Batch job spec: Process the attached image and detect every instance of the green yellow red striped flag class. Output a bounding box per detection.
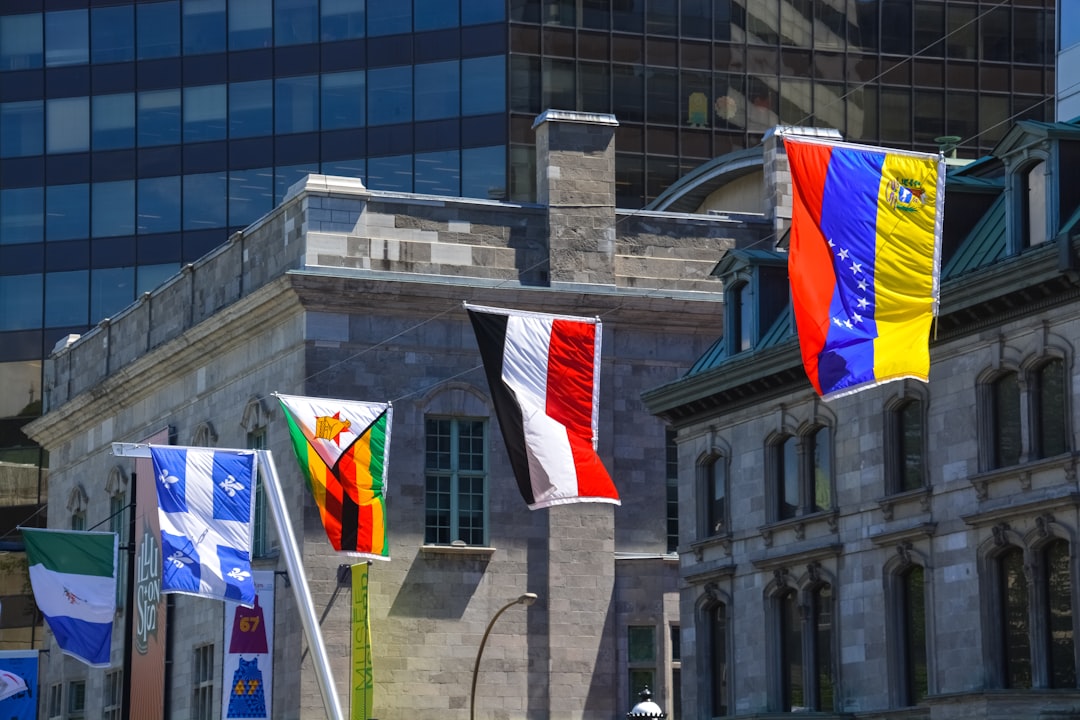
[276,394,392,559]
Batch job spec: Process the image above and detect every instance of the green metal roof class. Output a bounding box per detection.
[941,193,1007,278]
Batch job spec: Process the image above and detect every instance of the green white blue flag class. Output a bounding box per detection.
[23,528,118,667]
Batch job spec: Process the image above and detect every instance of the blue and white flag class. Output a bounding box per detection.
[150,445,257,606]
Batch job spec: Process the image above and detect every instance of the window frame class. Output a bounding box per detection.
[1029,356,1067,461]
[884,387,929,495]
[104,670,123,720]
[66,680,85,720]
[192,643,215,720]
[883,545,936,707]
[423,416,489,547]
[698,583,731,719]
[665,429,679,553]
[767,425,836,523]
[698,451,730,540]
[766,564,838,713]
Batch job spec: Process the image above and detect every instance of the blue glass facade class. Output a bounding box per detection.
[0,0,1058,544]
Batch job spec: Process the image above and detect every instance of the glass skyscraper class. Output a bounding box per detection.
[0,0,1057,563]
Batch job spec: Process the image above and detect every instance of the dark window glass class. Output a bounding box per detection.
[980,6,1009,63]
[1046,540,1076,688]
[913,1,944,57]
[0,275,44,331]
[747,75,779,132]
[811,426,831,512]
[814,584,834,710]
[901,566,928,704]
[614,152,643,208]
[183,85,227,142]
[0,188,43,245]
[274,163,318,203]
[229,0,272,51]
[612,0,644,33]
[183,0,227,55]
[46,184,89,242]
[276,0,319,46]
[680,0,711,40]
[414,149,459,196]
[1034,359,1066,459]
[182,172,228,231]
[92,94,135,151]
[45,270,88,328]
[424,417,488,545]
[46,97,90,155]
[462,56,505,116]
[880,0,911,55]
[367,154,412,192]
[946,6,976,60]
[780,0,810,47]
[321,0,365,41]
[880,88,910,143]
[137,264,180,294]
[137,2,180,60]
[1001,547,1031,688]
[415,0,458,31]
[90,267,135,324]
[229,80,273,138]
[92,6,134,64]
[849,0,877,50]
[745,0,778,44]
[992,371,1022,468]
[578,61,610,114]
[137,176,181,234]
[461,145,505,200]
[0,14,43,71]
[895,399,924,492]
[729,281,751,352]
[227,168,273,227]
[368,66,412,126]
[368,0,411,37]
[542,58,576,113]
[0,101,44,158]
[711,603,728,716]
[137,90,181,147]
[415,61,460,121]
[646,68,678,124]
[628,625,655,662]
[463,0,505,26]
[706,458,725,536]
[778,435,797,520]
[647,0,677,35]
[781,590,803,711]
[91,181,135,238]
[276,76,319,134]
[45,10,89,68]
[322,71,365,130]
[510,55,541,114]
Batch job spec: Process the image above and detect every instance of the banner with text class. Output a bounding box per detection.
[352,564,373,720]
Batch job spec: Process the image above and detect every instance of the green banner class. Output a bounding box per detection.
[351,564,373,720]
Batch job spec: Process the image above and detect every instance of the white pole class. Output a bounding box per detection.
[256,449,345,720]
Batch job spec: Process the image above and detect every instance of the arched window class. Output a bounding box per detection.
[774,435,798,520]
[888,397,925,493]
[1031,358,1066,459]
[779,589,803,710]
[1044,539,1075,688]
[1024,160,1047,247]
[810,583,835,710]
[702,456,728,537]
[899,565,928,704]
[1000,546,1032,688]
[710,601,729,717]
[991,371,1022,469]
[770,427,833,522]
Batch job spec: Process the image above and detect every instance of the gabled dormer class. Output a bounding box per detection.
[991,120,1080,253]
[711,248,788,356]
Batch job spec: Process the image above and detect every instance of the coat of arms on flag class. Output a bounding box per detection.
[276,394,392,559]
[464,303,620,509]
[22,527,118,666]
[150,446,257,605]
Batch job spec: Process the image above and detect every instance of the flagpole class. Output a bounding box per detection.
[121,473,136,720]
[256,449,345,720]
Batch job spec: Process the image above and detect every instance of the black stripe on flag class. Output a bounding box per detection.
[467,308,534,506]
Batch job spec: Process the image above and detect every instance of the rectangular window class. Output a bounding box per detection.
[893,399,925,492]
[901,566,928,705]
[47,684,62,720]
[777,436,798,520]
[711,605,728,716]
[1034,359,1066,459]
[992,372,1022,468]
[665,430,678,553]
[71,512,86,531]
[1001,548,1032,688]
[193,644,215,720]
[104,671,123,720]
[781,591,803,711]
[66,680,85,720]
[424,418,487,546]
[628,625,656,706]
[111,493,127,608]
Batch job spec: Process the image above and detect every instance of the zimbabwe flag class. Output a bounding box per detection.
[276,393,393,559]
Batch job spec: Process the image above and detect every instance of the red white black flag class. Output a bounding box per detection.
[465,303,620,509]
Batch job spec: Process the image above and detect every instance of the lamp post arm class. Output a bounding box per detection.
[470,598,524,720]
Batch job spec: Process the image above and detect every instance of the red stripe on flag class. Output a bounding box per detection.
[566,433,619,500]
[786,139,838,395]
[545,318,596,442]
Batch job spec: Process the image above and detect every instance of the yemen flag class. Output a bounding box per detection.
[22,528,118,667]
[276,394,392,559]
[465,303,619,509]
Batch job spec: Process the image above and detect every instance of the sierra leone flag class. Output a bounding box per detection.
[22,528,118,667]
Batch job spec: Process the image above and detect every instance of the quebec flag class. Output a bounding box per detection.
[150,445,257,606]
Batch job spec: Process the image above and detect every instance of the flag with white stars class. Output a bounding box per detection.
[785,135,945,399]
[150,445,257,606]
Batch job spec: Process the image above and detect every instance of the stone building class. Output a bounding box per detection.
[23,111,764,720]
[644,121,1080,718]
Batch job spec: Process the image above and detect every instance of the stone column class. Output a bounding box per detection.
[533,110,619,286]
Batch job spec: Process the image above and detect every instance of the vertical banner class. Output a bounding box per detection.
[130,428,170,719]
[222,571,274,720]
[351,564,373,720]
[0,650,37,719]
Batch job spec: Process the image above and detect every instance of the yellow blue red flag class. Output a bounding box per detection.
[784,136,945,399]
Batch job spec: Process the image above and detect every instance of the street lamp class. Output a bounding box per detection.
[469,592,538,720]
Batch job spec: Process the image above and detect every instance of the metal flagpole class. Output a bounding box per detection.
[255,449,345,720]
[111,443,345,720]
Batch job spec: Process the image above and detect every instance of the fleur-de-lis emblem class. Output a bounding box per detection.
[219,474,244,497]
[168,550,193,570]
[159,470,180,490]
[227,567,251,582]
